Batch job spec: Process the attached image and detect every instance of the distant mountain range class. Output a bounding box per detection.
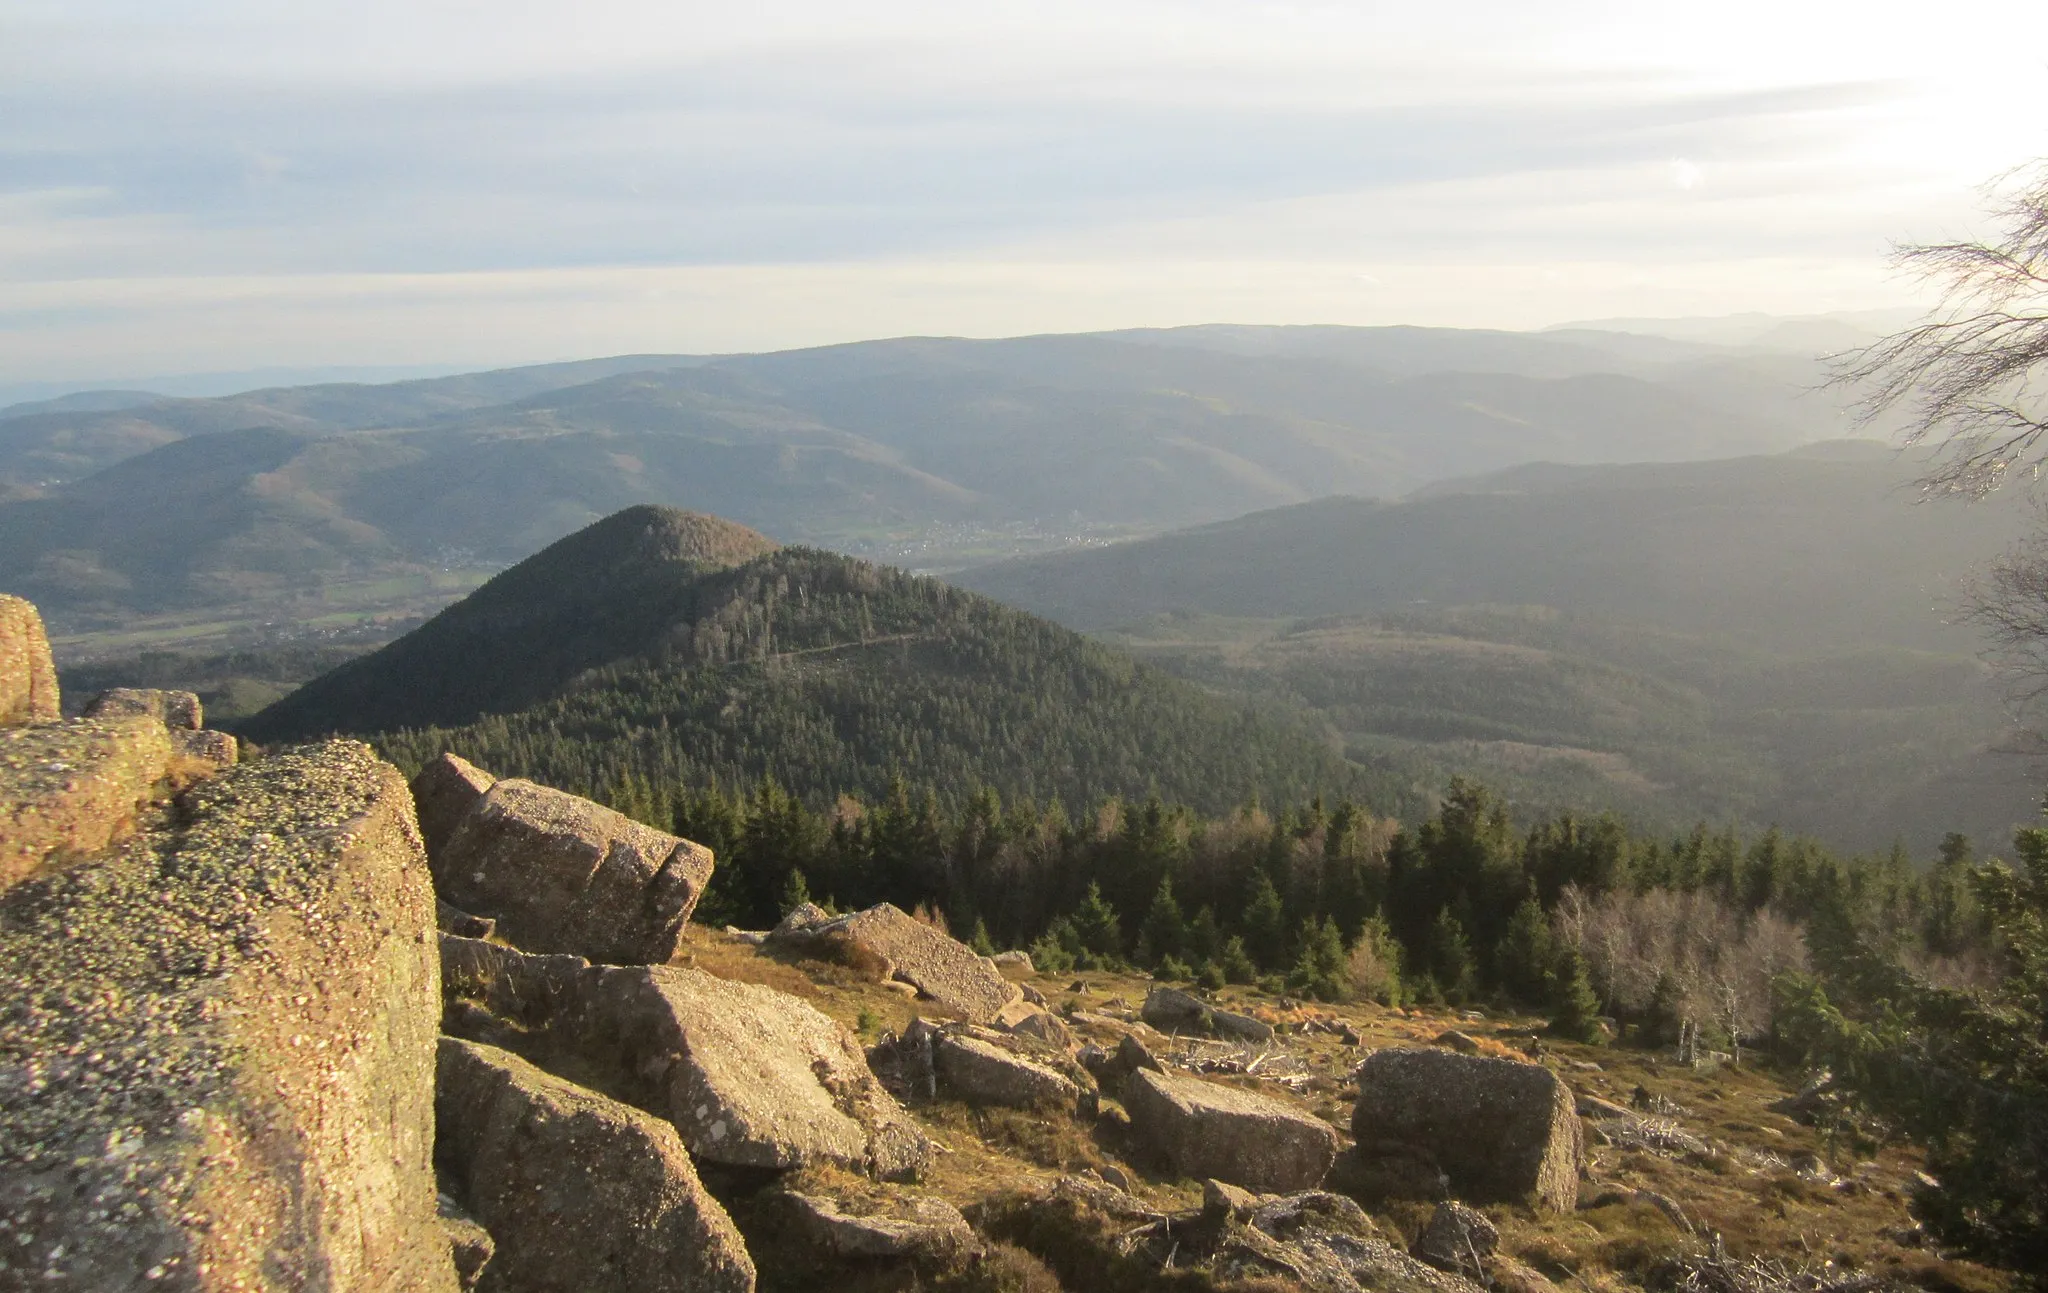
[953,443,2044,851]
[1,324,1890,633]
[245,506,1364,816]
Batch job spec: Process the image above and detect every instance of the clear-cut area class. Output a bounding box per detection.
[0,739,454,1291]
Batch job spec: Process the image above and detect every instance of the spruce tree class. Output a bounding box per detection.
[1287,916,1349,1002]
[1242,872,1288,970]
[1135,877,1187,968]
[1070,882,1124,967]
[1218,935,1258,985]
[968,917,997,957]
[1496,897,1554,1006]
[779,867,813,917]
[1547,939,1605,1045]
[1428,907,1479,1004]
[1187,905,1223,966]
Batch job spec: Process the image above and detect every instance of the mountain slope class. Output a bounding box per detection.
[245,506,1363,815]
[952,446,2043,850]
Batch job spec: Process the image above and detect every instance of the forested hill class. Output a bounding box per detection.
[245,506,1365,815]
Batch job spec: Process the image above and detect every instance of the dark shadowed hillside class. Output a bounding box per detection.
[245,506,1366,815]
[955,445,2045,850]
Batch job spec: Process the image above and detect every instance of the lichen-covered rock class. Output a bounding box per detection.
[83,687,203,730]
[578,964,931,1179]
[1,715,173,892]
[437,1194,495,1291]
[0,740,454,1291]
[434,778,713,964]
[435,1038,754,1293]
[409,753,496,860]
[0,594,59,727]
[781,1188,977,1258]
[172,728,238,768]
[1141,985,1274,1042]
[933,1032,1081,1109]
[770,902,1019,1024]
[1411,1201,1498,1276]
[1216,1192,1482,1293]
[1352,1048,1583,1211]
[1123,1067,1339,1193]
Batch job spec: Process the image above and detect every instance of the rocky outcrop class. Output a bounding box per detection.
[781,1188,977,1258]
[576,963,932,1179]
[1352,1048,1583,1211]
[435,1038,754,1293]
[1213,1191,1482,1293]
[409,753,495,860]
[0,594,59,727]
[1,714,173,891]
[1141,985,1274,1042]
[932,1032,1082,1109]
[1123,1067,1339,1193]
[769,902,1020,1024]
[0,740,454,1291]
[434,778,713,964]
[83,687,203,730]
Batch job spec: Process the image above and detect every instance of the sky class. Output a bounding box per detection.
[4,0,2047,384]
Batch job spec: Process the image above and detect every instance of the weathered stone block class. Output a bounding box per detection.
[1123,1067,1338,1193]
[409,752,495,860]
[83,687,203,730]
[1,715,173,893]
[0,740,454,1291]
[1352,1048,1583,1211]
[0,595,59,727]
[770,902,1019,1024]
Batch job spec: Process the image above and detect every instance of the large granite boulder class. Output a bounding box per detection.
[577,964,931,1179]
[436,1038,754,1293]
[770,902,1019,1024]
[1142,985,1274,1042]
[1123,1067,1339,1193]
[0,740,455,1291]
[409,753,496,860]
[780,1188,977,1259]
[1,714,174,892]
[0,594,59,727]
[1352,1048,1583,1211]
[83,687,203,730]
[434,778,713,964]
[933,1032,1081,1109]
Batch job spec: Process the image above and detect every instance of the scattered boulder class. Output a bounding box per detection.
[1123,1067,1339,1193]
[83,687,203,730]
[1575,1092,1633,1121]
[1412,1201,1498,1276]
[1433,1030,1481,1054]
[409,752,496,859]
[1006,1006,1071,1046]
[436,1037,755,1293]
[0,594,59,726]
[578,963,932,1179]
[1141,985,1274,1042]
[173,728,239,768]
[437,1194,495,1290]
[933,1032,1082,1109]
[770,902,1020,1024]
[1,714,173,891]
[781,1188,978,1258]
[993,949,1035,974]
[1353,1048,1583,1211]
[0,740,455,1290]
[1203,1178,1264,1223]
[1216,1192,1481,1293]
[434,778,714,964]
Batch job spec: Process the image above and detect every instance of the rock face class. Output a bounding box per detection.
[83,687,204,730]
[771,903,1019,1024]
[932,1032,1082,1109]
[434,778,713,964]
[1141,985,1274,1042]
[0,740,455,1291]
[1352,1048,1583,1211]
[577,963,932,1179]
[1,714,173,892]
[436,1038,755,1293]
[1123,1067,1339,1193]
[409,753,496,860]
[0,594,59,727]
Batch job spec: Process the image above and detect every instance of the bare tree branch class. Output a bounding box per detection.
[1835,163,2048,498]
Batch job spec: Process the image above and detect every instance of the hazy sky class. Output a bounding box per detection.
[5,0,2046,381]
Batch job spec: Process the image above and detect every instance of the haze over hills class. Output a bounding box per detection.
[244,505,1364,816]
[954,443,2044,850]
[1,323,1884,640]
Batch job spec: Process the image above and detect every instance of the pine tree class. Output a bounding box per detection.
[1288,916,1350,1002]
[1547,939,1605,1045]
[1428,907,1479,1004]
[968,917,997,957]
[1187,905,1223,965]
[779,867,813,916]
[1218,936,1258,986]
[1070,882,1124,967]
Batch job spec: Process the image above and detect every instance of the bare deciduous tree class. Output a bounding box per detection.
[1838,163,2048,498]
